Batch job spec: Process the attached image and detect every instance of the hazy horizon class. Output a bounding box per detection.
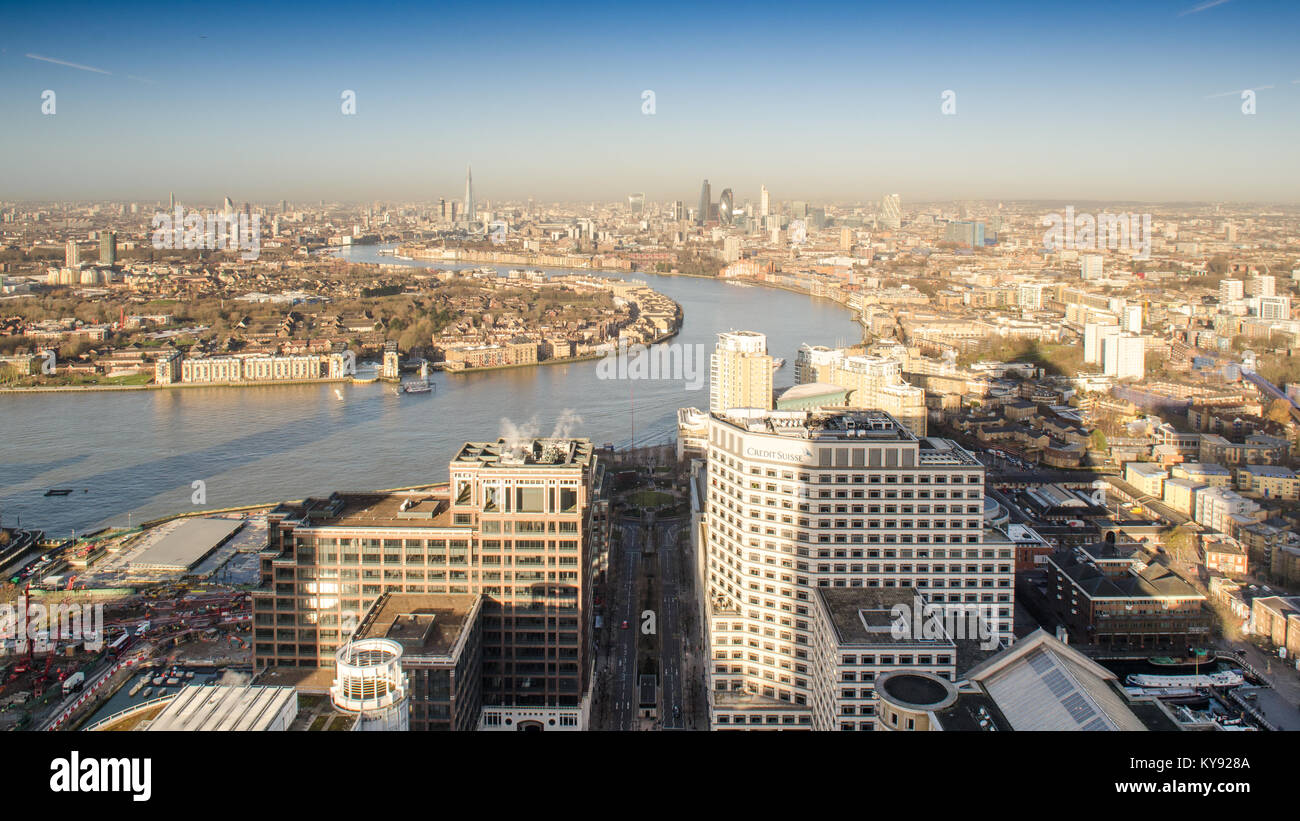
[4,0,1300,203]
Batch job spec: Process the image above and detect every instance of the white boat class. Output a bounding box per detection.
[1125,671,1244,689]
[772,358,786,370]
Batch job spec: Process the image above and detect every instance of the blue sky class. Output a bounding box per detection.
[2,0,1298,204]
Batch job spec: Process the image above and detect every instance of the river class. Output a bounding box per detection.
[0,245,862,537]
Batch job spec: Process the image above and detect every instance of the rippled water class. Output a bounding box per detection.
[0,246,862,537]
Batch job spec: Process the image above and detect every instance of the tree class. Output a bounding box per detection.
[1089,430,1109,452]
[1266,398,1294,426]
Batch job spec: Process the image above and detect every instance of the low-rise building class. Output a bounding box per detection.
[1045,550,1208,649]
[1194,486,1262,534]
[1170,462,1232,488]
[1202,534,1248,578]
[1234,464,1300,501]
[1125,462,1167,497]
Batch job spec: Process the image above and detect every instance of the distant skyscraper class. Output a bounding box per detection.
[99,231,117,266]
[1219,279,1244,301]
[697,179,711,226]
[710,330,773,414]
[718,189,734,225]
[1081,255,1103,281]
[944,221,985,248]
[1103,334,1145,381]
[1246,275,1275,298]
[628,192,645,214]
[223,196,235,216]
[879,193,901,230]
[64,239,80,268]
[168,192,175,211]
[759,185,769,218]
[672,201,686,221]
[464,164,475,230]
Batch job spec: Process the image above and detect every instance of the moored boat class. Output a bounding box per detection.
[1125,670,1244,689]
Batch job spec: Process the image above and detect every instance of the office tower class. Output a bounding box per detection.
[710,330,773,414]
[465,164,475,230]
[1246,275,1275,298]
[759,185,769,218]
[1084,322,1120,366]
[672,201,686,222]
[1257,296,1291,321]
[1219,279,1244,302]
[1225,224,1238,242]
[252,436,601,729]
[223,196,235,216]
[628,192,645,214]
[790,201,808,220]
[99,231,117,266]
[795,345,927,436]
[1080,254,1103,280]
[879,194,901,229]
[1122,304,1143,334]
[698,179,711,226]
[280,199,288,213]
[1103,334,1144,381]
[64,239,80,267]
[718,189,734,225]
[840,227,853,252]
[944,221,985,248]
[702,408,1010,729]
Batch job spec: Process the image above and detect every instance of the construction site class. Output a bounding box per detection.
[0,515,262,731]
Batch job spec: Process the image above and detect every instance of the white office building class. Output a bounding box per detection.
[1122,304,1143,334]
[701,409,1013,730]
[1084,321,1120,366]
[1102,333,1144,381]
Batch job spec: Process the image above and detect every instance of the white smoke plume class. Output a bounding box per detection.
[499,415,540,460]
[551,409,584,440]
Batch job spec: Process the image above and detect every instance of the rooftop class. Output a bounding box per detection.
[818,588,958,648]
[453,437,594,468]
[355,592,481,661]
[144,684,297,731]
[130,517,244,572]
[272,491,456,530]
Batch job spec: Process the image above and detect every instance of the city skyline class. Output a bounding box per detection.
[4,0,1300,202]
